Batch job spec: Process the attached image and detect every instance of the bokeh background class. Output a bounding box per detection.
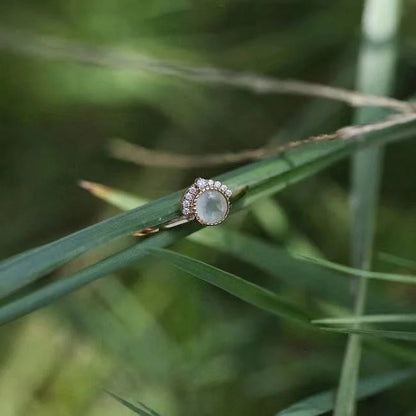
[1,1,416,415]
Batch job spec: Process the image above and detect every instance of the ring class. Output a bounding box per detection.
[182,178,233,225]
[133,178,233,237]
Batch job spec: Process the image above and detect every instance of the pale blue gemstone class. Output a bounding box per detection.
[195,190,228,225]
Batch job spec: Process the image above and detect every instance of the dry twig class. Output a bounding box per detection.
[0,27,414,113]
[2,27,414,168]
[109,113,416,168]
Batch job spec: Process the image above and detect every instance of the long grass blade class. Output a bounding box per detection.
[301,256,416,284]
[79,180,147,210]
[107,391,161,416]
[333,1,401,415]
[0,115,415,300]
[379,252,416,271]
[323,327,416,342]
[314,314,416,325]
[149,248,310,324]
[0,226,198,325]
[74,183,415,308]
[74,182,416,314]
[277,368,415,416]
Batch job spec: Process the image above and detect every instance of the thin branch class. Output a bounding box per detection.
[0,27,414,114]
[109,112,416,168]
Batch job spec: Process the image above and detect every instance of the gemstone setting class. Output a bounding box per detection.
[181,178,232,225]
[195,189,229,225]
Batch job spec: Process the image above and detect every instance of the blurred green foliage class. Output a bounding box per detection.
[1,1,416,415]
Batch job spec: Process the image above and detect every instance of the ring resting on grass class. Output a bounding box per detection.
[133,178,233,237]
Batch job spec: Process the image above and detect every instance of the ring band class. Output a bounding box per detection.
[133,178,233,237]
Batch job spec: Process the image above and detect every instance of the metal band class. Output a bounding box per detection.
[133,215,193,237]
[132,183,246,238]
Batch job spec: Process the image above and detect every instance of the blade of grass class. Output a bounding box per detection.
[74,182,416,314]
[0,225,310,325]
[0,225,199,325]
[0,182,344,326]
[75,182,415,309]
[0,114,415,300]
[79,180,147,210]
[0,141,358,299]
[333,1,401,415]
[324,327,416,342]
[300,255,416,284]
[379,252,416,271]
[314,314,416,325]
[191,228,345,299]
[277,368,415,416]
[190,228,415,313]
[107,391,161,416]
[149,248,310,324]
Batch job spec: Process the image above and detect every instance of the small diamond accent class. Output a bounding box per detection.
[208,179,214,186]
[183,207,191,215]
[185,192,193,200]
[214,181,221,189]
[225,189,232,197]
[196,178,207,188]
[220,184,227,192]
[182,200,190,207]
[189,186,198,194]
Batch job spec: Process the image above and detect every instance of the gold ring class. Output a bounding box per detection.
[133,178,233,237]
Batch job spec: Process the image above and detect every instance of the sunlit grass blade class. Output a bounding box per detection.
[79,180,144,210]
[301,255,416,284]
[323,327,416,342]
[107,391,161,416]
[150,248,310,324]
[79,180,147,210]
[379,252,416,271]
[277,368,416,416]
[314,314,416,325]
[1,115,415,300]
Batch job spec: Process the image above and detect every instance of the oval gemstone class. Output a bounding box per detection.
[195,189,229,225]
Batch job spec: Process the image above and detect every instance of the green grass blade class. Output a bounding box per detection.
[191,229,416,323]
[333,1,401,414]
[0,225,198,325]
[302,256,416,284]
[379,252,416,271]
[1,116,415,300]
[79,180,147,210]
[314,314,416,325]
[190,228,350,301]
[0,192,182,298]
[75,180,416,306]
[323,327,416,342]
[0,142,343,299]
[277,368,415,416]
[150,248,310,324]
[75,179,415,314]
[107,391,161,416]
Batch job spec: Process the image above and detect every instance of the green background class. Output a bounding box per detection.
[1,1,416,415]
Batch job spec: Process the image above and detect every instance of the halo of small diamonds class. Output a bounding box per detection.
[181,178,232,225]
